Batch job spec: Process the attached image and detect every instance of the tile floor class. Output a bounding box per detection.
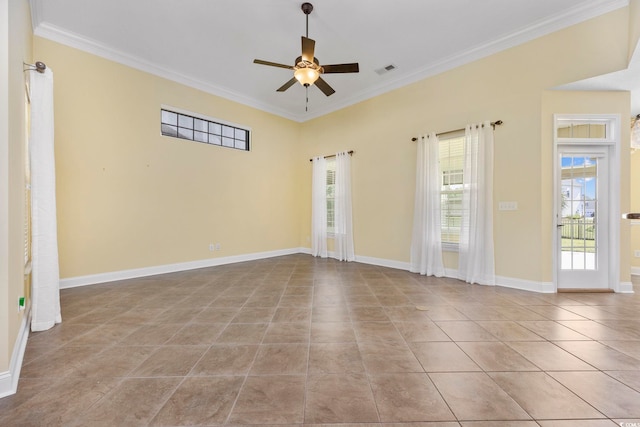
[2,254,640,426]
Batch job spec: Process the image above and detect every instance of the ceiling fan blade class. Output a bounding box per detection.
[276,77,298,92]
[314,77,335,97]
[322,63,359,73]
[253,59,294,70]
[301,36,315,63]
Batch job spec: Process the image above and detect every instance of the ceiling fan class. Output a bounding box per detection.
[253,2,359,99]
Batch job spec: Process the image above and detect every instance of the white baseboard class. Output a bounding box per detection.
[60,247,303,289]
[0,303,31,398]
[496,275,556,293]
[631,266,640,276]
[617,281,635,293]
[355,255,411,271]
[442,269,555,293]
[60,248,633,295]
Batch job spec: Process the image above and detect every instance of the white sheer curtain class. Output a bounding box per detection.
[458,121,495,285]
[410,133,445,276]
[30,67,62,331]
[334,151,355,261]
[311,156,328,258]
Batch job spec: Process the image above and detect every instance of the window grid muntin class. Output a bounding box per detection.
[161,109,250,151]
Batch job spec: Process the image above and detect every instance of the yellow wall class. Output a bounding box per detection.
[33,38,302,278]
[28,6,633,289]
[299,8,631,284]
[0,0,31,373]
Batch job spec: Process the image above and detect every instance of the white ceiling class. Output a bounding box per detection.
[30,0,631,122]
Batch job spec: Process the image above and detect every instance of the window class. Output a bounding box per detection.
[439,133,465,246]
[326,158,336,234]
[161,108,250,151]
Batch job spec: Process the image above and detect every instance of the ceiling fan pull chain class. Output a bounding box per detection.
[306,86,309,112]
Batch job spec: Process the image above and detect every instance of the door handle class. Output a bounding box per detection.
[557,224,564,228]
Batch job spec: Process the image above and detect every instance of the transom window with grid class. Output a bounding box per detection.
[161,108,250,151]
[440,134,465,245]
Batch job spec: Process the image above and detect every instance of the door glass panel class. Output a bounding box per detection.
[560,156,597,270]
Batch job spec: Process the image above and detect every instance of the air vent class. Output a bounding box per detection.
[375,64,397,75]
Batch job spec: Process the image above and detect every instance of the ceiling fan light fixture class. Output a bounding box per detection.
[253,2,358,100]
[294,67,319,86]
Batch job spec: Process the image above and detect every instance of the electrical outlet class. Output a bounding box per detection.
[209,243,215,252]
[215,243,221,251]
[635,250,640,258]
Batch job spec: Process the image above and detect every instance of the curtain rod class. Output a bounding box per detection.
[23,61,47,73]
[309,150,354,162]
[411,120,503,141]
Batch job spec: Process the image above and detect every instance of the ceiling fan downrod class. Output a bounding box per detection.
[301,2,313,38]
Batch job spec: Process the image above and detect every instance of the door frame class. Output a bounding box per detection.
[552,114,621,292]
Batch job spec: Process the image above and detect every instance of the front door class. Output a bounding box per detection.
[556,149,609,290]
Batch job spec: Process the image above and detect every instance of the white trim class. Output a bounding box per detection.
[28,0,42,33]
[30,0,628,123]
[617,281,634,293]
[419,265,555,294]
[0,303,31,398]
[32,23,303,122]
[552,114,621,293]
[354,255,410,271]
[631,266,640,276]
[60,247,302,289]
[305,0,629,122]
[298,247,312,256]
[496,276,556,294]
[60,248,635,292]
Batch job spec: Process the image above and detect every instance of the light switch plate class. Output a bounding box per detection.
[499,201,518,211]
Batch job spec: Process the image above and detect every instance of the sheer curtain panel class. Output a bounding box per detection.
[334,151,355,261]
[30,67,62,331]
[458,121,495,285]
[311,156,328,257]
[410,133,445,276]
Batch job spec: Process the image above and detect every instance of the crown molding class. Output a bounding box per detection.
[31,0,628,123]
[302,0,630,121]
[32,22,306,122]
